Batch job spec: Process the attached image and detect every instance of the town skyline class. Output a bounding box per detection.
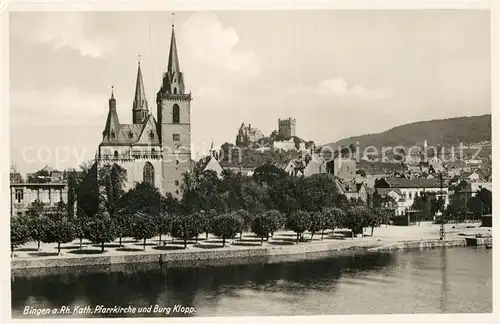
[10,10,491,174]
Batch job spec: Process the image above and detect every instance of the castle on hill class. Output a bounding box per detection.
[234,117,311,152]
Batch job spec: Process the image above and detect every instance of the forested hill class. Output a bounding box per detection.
[324,114,491,150]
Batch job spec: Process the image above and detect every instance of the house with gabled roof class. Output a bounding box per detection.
[375,177,449,216]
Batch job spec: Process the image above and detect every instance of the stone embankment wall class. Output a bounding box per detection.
[11,237,491,272]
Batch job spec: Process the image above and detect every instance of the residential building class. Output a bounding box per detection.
[326,157,356,181]
[375,177,449,216]
[283,154,326,177]
[10,182,69,217]
[201,155,224,179]
[337,179,368,202]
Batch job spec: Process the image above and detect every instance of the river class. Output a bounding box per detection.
[11,247,492,317]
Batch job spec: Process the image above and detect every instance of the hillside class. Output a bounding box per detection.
[324,114,491,152]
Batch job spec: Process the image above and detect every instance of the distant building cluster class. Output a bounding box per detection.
[234,117,313,154]
[235,123,265,147]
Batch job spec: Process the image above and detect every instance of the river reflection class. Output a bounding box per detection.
[11,247,492,317]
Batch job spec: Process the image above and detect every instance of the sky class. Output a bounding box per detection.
[9,10,491,174]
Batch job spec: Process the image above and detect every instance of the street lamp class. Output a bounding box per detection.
[439,172,445,240]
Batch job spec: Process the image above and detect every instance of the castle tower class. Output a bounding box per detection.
[156,23,192,197]
[132,59,149,124]
[278,117,296,139]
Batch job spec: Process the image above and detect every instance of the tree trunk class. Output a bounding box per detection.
[261,236,264,245]
[321,229,324,240]
[11,245,14,258]
[79,237,83,248]
[271,230,274,238]
[57,242,61,255]
[195,234,198,244]
[37,240,41,251]
[240,231,243,240]
[222,237,226,247]
[119,236,122,247]
[296,233,299,244]
[184,235,187,249]
[206,232,209,240]
[159,233,162,246]
[266,233,269,241]
[143,238,146,251]
[351,230,354,239]
[101,242,104,253]
[371,226,374,237]
[311,231,315,241]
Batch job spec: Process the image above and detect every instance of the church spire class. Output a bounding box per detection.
[168,16,181,73]
[161,17,185,96]
[109,84,116,107]
[132,56,149,124]
[103,84,120,140]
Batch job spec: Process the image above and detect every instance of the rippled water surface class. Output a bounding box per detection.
[11,247,492,317]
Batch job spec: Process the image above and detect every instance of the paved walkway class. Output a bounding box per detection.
[11,222,491,260]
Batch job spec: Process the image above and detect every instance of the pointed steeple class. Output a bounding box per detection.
[160,18,185,96]
[109,84,116,106]
[103,85,120,140]
[132,56,149,124]
[167,24,181,73]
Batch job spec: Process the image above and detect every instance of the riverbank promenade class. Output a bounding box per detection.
[11,221,492,270]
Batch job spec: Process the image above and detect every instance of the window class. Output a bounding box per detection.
[128,131,133,139]
[143,162,155,186]
[172,104,180,124]
[149,131,155,140]
[15,189,23,203]
[408,192,412,199]
[110,131,115,139]
[176,160,180,165]
[173,133,180,141]
[174,180,179,186]
[173,88,177,94]
[114,150,119,158]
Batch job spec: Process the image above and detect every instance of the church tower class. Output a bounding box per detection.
[132,59,149,124]
[157,23,192,197]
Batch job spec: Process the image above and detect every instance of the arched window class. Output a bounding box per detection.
[143,162,154,186]
[173,87,177,94]
[172,104,180,124]
[114,150,119,158]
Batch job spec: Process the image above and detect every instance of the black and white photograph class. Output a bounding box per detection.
[3,2,497,322]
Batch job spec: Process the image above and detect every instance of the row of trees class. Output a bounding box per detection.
[12,160,395,255]
[11,199,392,256]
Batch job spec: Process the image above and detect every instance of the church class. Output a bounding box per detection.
[96,24,191,198]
